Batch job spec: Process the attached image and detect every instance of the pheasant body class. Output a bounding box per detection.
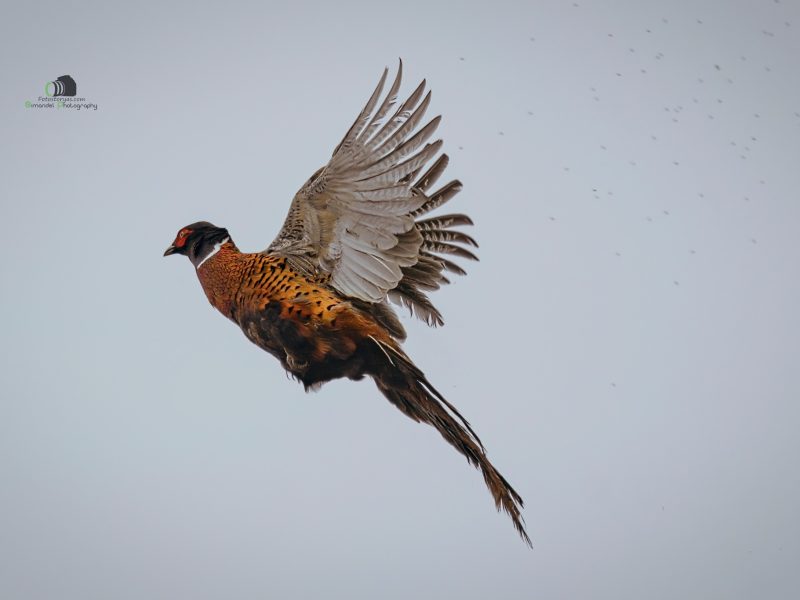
[198,241,393,388]
[165,63,531,546]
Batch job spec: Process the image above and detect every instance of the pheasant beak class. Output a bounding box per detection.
[163,245,177,256]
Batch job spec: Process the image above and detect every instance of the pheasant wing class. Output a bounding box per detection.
[266,62,445,303]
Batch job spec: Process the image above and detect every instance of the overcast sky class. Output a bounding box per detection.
[2,1,799,598]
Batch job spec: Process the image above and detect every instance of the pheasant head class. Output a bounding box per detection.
[164,221,230,268]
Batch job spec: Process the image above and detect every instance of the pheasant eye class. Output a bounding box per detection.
[175,229,191,247]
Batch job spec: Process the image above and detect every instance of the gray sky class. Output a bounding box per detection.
[2,1,799,598]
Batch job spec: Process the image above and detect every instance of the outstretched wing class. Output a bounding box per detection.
[267,62,476,322]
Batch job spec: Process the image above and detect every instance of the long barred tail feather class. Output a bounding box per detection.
[369,338,531,547]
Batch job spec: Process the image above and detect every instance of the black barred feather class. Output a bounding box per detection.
[415,154,449,192]
[403,153,449,191]
[416,213,475,230]
[420,241,478,261]
[388,282,443,326]
[387,160,477,325]
[411,180,464,217]
[370,338,531,547]
[430,253,468,276]
[422,229,478,247]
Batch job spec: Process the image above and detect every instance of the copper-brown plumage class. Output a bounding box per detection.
[165,62,530,546]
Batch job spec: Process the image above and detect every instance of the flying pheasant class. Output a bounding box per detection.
[164,63,530,546]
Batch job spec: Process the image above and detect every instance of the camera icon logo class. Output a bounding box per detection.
[45,75,77,97]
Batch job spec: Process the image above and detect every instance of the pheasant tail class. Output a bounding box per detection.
[370,339,532,547]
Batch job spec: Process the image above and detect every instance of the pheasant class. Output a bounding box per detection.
[164,63,530,546]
